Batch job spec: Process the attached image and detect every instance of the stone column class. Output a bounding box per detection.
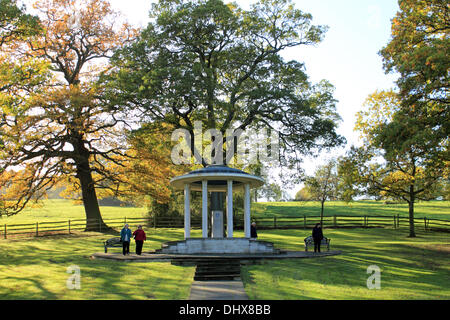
[227,180,233,238]
[244,183,251,238]
[202,180,208,238]
[184,183,190,239]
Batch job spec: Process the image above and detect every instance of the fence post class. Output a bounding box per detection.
[393,215,396,229]
[397,214,400,228]
[333,215,337,227]
[4,224,6,239]
[68,219,71,234]
[274,216,277,229]
[424,217,427,231]
[36,222,39,237]
[303,215,306,229]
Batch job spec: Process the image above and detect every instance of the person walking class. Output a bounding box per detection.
[120,224,132,255]
[250,221,257,239]
[312,223,324,253]
[133,225,147,255]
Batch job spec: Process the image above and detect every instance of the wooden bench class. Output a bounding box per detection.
[104,237,122,253]
[304,235,330,251]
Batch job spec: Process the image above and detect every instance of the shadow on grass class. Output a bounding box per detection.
[241,228,450,300]
[0,230,195,300]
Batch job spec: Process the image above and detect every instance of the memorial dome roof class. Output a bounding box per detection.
[170,165,265,192]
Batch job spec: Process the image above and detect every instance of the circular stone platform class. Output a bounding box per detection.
[90,250,342,262]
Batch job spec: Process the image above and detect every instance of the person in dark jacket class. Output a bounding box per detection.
[312,223,324,253]
[133,225,147,255]
[120,224,132,255]
[250,221,257,239]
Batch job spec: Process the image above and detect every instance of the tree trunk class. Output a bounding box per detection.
[408,187,416,237]
[76,158,109,232]
[320,199,325,226]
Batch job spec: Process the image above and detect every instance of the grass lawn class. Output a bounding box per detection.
[0,229,195,300]
[2,200,449,226]
[0,226,448,300]
[241,227,450,300]
[0,199,148,225]
[253,200,450,220]
[0,200,448,300]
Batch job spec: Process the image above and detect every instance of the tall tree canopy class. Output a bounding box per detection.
[0,0,136,230]
[106,0,345,179]
[380,0,449,160]
[341,90,448,237]
[0,0,44,99]
[381,0,449,107]
[0,0,40,47]
[341,0,450,237]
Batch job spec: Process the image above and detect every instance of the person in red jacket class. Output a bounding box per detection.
[133,225,147,255]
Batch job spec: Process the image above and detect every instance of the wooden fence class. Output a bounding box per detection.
[248,214,450,232]
[0,217,149,239]
[1,214,449,239]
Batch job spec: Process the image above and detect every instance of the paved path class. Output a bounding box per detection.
[189,280,249,300]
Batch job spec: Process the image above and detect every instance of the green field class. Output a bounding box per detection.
[1,199,448,225]
[0,200,449,300]
[0,229,196,299]
[253,200,450,220]
[242,228,449,300]
[0,199,148,224]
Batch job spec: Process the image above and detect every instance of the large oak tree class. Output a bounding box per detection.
[106,0,345,178]
[0,0,136,230]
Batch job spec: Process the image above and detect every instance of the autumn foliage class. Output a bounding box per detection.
[0,1,176,230]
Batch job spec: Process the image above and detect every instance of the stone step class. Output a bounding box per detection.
[161,240,185,248]
[257,241,274,247]
[196,270,241,277]
[193,259,242,281]
[196,261,241,266]
[196,266,241,274]
[194,274,241,281]
[196,259,241,264]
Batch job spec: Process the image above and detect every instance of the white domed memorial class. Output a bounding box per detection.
[160,165,278,254]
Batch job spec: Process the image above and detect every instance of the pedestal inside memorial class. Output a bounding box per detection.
[211,210,224,238]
